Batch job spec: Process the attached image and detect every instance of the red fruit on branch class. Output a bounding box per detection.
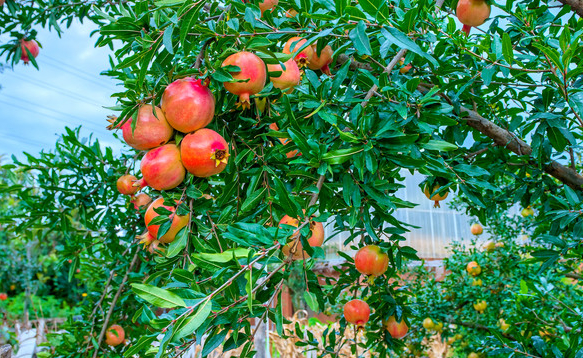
[181,128,229,177]
[107,105,174,151]
[308,44,333,75]
[279,214,324,247]
[144,197,190,243]
[343,299,370,326]
[137,232,156,247]
[0,293,7,301]
[424,184,449,208]
[117,174,141,195]
[354,245,389,277]
[137,144,185,191]
[269,123,300,158]
[161,78,215,133]
[20,40,40,63]
[147,239,165,255]
[267,59,301,91]
[283,37,313,67]
[131,193,152,210]
[456,0,491,35]
[105,325,125,347]
[384,316,409,339]
[222,52,267,109]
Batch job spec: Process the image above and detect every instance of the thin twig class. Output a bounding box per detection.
[361,49,408,108]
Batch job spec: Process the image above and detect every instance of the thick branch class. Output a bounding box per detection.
[557,0,583,17]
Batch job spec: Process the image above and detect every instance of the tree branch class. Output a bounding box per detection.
[556,0,583,17]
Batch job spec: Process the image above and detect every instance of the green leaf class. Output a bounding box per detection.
[349,21,372,56]
[240,187,266,213]
[163,24,174,54]
[173,299,212,341]
[423,140,458,151]
[322,147,364,164]
[131,283,187,308]
[501,33,513,65]
[303,291,319,312]
[166,226,189,258]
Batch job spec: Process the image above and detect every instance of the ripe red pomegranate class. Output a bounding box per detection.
[137,231,156,246]
[222,52,267,109]
[105,325,125,347]
[107,105,174,150]
[308,44,333,75]
[117,174,140,196]
[285,8,298,17]
[267,59,301,91]
[470,223,483,235]
[398,58,412,74]
[131,193,151,210]
[0,293,7,301]
[161,78,215,133]
[424,184,449,208]
[181,128,229,177]
[20,39,39,63]
[343,299,370,326]
[354,245,389,277]
[456,0,491,35]
[259,0,278,15]
[283,37,313,67]
[384,316,409,339]
[137,144,185,191]
[145,197,190,243]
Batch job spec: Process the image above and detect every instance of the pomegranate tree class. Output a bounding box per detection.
[108,105,174,151]
[180,128,229,177]
[104,325,125,347]
[456,0,491,35]
[222,51,267,109]
[20,39,39,63]
[137,144,185,191]
[307,44,333,75]
[267,59,301,91]
[283,37,313,67]
[354,245,389,277]
[144,197,190,243]
[161,78,215,133]
[343,299,370,326]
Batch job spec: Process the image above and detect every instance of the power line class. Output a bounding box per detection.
[3,71,105,108]
[41,55,115,90]
[0,97,108,135]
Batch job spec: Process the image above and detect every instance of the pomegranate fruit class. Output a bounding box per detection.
[422,317,435,330]
[137,232,156,247]
[473,299,487,312]
[0,293,7,301]
[20,40,39,63]
[137,144,185,191]
[343,299,370,326]
[181,128,229,177]
[161,78,215,133]
[222,52,267,109]
[470,223,483,235]
[107,105,174,151]
[283,37,314,67]
[267,59,301,91]
[259,0,278,15]
[423,184,448,208]
[398,58,412,74]
[105,325,125,347]
[279,214,325,247]
[468,353,479,358]
[384,316,409,339]
[354,245,389,277]
[308,44,333,75]
[466,261,481,276]
[117,174,140,196]
[456,0,491,35]
[483,241,496,252]
[285,9,298,17]
[131,193,152,210]
[521,206,534,217]
[145,197,190,243]
[281,240,307,260]
[147,239,165,255]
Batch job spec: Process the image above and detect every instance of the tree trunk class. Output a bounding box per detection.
[556,0,583,17]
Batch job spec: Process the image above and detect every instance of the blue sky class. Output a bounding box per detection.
[0,20,123,161]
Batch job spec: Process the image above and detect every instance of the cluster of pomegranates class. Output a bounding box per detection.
[342,245,409,339]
